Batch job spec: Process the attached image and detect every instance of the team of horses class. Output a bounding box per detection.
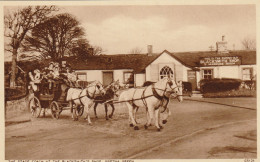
[64,77,183,131]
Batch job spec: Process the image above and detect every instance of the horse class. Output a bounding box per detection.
[119,77,182,131]
[66,80,105,124]
[143,80,183,125]
[93,80,120,120]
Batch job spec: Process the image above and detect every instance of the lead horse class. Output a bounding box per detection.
[119,77,183,131]
[143,80,183,125]
[66,81,105,124]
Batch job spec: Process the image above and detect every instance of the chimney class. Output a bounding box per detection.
[222,35,225,41]
[147,45,153,56]
[216,35,228,54]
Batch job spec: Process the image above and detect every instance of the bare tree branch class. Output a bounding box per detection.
[129,47,143,54]
[241,37,256,50]
[4,5,58,87]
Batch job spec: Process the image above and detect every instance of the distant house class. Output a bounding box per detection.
[65,36,256,91]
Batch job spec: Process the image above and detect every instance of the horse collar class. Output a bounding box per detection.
[86,86,95,99]
[152,84,164,100]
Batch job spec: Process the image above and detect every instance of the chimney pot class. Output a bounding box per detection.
[147,45,153,56]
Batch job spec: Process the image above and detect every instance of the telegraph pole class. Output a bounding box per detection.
[209,45,214,51]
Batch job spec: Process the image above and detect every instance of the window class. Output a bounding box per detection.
[242,68,253,80]
[160,66,174,79]
[76,72,87,81]
[202,69,213,79]
[124,72,133,83]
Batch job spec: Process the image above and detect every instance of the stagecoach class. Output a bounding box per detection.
[28,80,84,119]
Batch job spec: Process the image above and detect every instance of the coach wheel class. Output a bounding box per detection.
[76,105,84,117]
[28,96,42,118]
[50,101,61,119]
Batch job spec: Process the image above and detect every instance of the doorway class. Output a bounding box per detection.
[187,70,197,91]
[103,71,113,86]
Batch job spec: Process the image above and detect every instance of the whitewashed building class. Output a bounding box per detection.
[66,37,256,91]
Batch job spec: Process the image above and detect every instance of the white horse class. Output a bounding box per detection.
[119,77,182,131]
[66,81,105,124]
[159,80,183,125]
[142,80,183,125]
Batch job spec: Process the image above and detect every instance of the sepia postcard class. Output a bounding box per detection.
[1,1,259,162]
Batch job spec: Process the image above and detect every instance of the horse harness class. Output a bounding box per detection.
[76,84,99,105]
[130,81,174,110]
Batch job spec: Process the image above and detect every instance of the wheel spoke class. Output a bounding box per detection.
[29,97,41,118]
[50,101,60,119]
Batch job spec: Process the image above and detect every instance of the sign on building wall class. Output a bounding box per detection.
[199,56,241,66]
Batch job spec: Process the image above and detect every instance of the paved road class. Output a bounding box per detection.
[5,98,256,159]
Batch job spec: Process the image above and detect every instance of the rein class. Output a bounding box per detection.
[93,81,120,103]
[103,79,184,106]
[151,80,181,100]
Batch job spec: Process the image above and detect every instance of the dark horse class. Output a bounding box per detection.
[93,80,120,120]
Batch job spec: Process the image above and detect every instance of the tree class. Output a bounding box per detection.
[4,6,58,87]
[241,37,256,50]
[71,38,91,59]
[23,13,85,61]
[92,45,104,55]
[129,47,143,54]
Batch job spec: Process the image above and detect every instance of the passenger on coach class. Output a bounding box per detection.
[28,69,42,92]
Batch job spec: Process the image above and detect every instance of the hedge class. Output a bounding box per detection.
[5,88,27,101]
[203,89,256,98]
[200,78,242,93]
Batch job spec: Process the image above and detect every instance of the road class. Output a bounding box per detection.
[5,97,256,159]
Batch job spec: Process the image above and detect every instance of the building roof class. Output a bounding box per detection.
[64,54,158,73]
[6,50,255,74]
[64,50,256,73]
[171,50,256,67]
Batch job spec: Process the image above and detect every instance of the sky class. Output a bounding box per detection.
[4,5,256,59]
[60,5,256,54]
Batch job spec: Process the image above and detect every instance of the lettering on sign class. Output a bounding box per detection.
[199,56,241,66]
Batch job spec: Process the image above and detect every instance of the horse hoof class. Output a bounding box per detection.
[159,125,164,129]
[157,128,161,132]
[162,120,167,124]
[88,123,93,126]
[95,116,98,119]
[144,125,148,129]
[134,126,139,130]
[106,118,109,120]
[73,118,78,121]
[129,124,134,127]
[109,115,112,118]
